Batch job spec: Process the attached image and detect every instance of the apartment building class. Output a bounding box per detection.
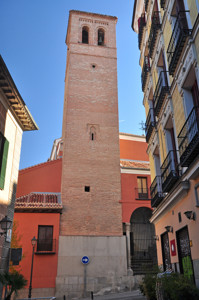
[0,55,38,297]
[0,56,37,267]
[132,0,199,286]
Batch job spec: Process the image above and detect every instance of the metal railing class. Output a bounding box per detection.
[153,71,169,116]
[148,11,161,57]
[167,11,192,75]
[36,239,56,253]
[178,106,199,166]
[150,176,163,207]
[135,188,150,200]
[145,108,155,143]
[141,55,150,91]
[138,13,146,49]
[161,150,178,192]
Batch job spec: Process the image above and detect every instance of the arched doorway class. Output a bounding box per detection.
[130,207,157,274]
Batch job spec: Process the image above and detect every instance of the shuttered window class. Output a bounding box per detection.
[0,132,9,190]
[37,226,53,252]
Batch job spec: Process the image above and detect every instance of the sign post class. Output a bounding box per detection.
[81,256,89,297]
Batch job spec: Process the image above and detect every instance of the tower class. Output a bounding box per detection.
[56,11,127,298]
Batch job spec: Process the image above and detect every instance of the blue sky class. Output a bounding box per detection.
[0,0,144,170]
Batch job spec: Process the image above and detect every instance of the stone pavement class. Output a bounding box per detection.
[77,290,147,300]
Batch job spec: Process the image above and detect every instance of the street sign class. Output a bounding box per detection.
[81,256,89,264]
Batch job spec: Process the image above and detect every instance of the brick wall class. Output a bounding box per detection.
[61,11,122,236]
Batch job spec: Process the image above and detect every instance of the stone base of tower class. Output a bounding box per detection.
[55,236,135,299]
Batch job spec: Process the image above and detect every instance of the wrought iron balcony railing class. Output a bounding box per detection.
[145,108,155,143]
[178,106,199,167]
[148,11,161,58]
[135,188,151,200]
[167,11,192,76]
[138,14,146,49]
[141,55,151,91]
[145,0,149,12]
[36,239,56,254]
[150,176,164,208]
[161,150,179,193]
[161,0,166,9]
[153,71,169,116]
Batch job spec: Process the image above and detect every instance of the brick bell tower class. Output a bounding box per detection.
[56,10,127,298]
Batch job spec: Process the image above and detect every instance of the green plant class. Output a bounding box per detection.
[159,272,199,300]
[139,267,160,300]
[0,271,27,300]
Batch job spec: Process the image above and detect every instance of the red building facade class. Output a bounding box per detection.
[120,133,151,223]
[13,159,62,298]
[13,133,155,297]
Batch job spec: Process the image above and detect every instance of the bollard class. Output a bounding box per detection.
[91,291,94,300]
[63,295,66,300]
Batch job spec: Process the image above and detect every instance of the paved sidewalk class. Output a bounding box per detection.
[78,290,147,300]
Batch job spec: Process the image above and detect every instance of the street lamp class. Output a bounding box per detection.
[0,216,12,237]
[28,236,37,299]
[0,216,12,299]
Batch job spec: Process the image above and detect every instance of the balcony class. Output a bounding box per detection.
[145,0,149,12]
[145,108,155,143]
[138,14,146,49]
[135,188,151,200]
[161,0,166,9]
[167,11,192,76]
[161,150,179,193]
[150,176,164,208]
[178,106,199,167]
[36,239,56,254]
[153,71,169,116]
[141,56,150,91]
[148,11,161,58]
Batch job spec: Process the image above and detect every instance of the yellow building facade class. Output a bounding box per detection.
[0,55,38,298]
[133,0,199,287]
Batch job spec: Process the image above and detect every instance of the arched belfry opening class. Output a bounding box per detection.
[130,207,157,274]
[98,28,105,46]
[82,26,89,44]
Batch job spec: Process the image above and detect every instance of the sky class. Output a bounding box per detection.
[0,0,144,170]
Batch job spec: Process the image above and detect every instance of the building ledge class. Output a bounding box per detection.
[0,55,38,131]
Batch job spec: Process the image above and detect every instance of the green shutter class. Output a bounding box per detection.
[0,137,9,190]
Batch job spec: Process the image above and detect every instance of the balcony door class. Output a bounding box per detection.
[165,116,178,173]
[176,0,188,29]
[137,177,148,199]
[191,80,199,107]
[37,225,53,252]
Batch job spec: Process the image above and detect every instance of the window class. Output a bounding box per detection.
[137,177,148,199]
[85,186,90,192]
[178,212,182,223]
[98,29,105,46]
[82,26,89,44]
[37,226,53,252]
[0,132,9,190]
[90,126,96,141]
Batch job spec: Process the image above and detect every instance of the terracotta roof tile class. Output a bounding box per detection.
[15,192,63,211]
